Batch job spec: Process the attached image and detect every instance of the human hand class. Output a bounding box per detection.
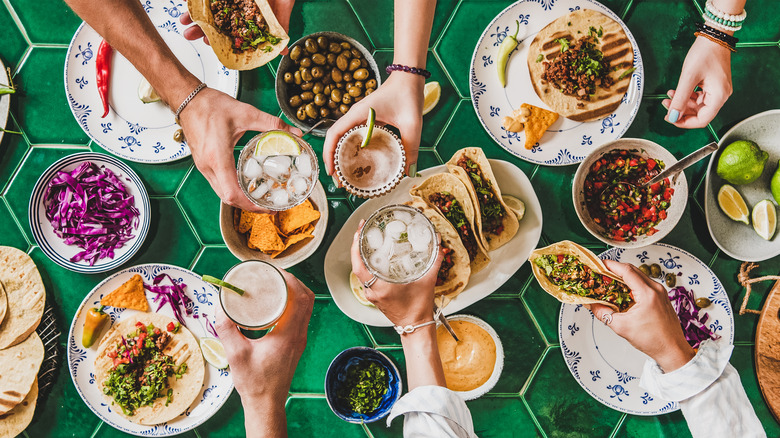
[663,36,732,129]
[588,260,695,372]
[180,0,296,43]
[323,73,425,178]
[178,87,301,212]
[350,220,443,327]
[214,269,314,407]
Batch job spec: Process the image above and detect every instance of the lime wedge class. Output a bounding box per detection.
[502,194,525,220]
[717,184,749,225]
[200,337,229,369]
[255,131,301,156]
[138,77,161,104]
[349,272,374,307]
[360,107,376,148]
[422,81,441,116]
[202,275,245,296]
[752,199,776,240]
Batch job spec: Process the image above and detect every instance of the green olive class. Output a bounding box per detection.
[305,103,318,119]
[288,95,303,108]
[301,91,314,102]
[301,68,313,82]
[348,58,361,72]
[283,72,294,83]
[353,68,369,81]
[638,264,650,276]
[331,68,343,83]
[695,297,712,309]
[336,55,348,71]
[342,94,353,105]
[312,53,326,66]
[339,103,351,114]
[322,74,333,85]
[336,82,345,90]
[366,79,377,89]
[304,38,318,53]
[289,45,302,62]
[343,72,352,82]
[299,57,312,68]
[313,82,325,95]
[173,128,184,143]
[300,82,314,91]
[354,95,364,103]
[330,89,343,102]
[328,42,342,53]
[351,49,361,59]
[327,53,337,66]
[650,264,662,278]
[294,70,302,85]
[320,107,330,118]
[345,81,354,90]
[665,273,676,288]
[348,86,361,98]
[296,106,307,121]
[322,84,332,95]
[311,66,324,79]
[353,80,364,89]
[340,49,352,60]
[314,93,327,106]
[360,59,368,68]
[340,41,352,50]
[327,100,338,110]
[365,88,375,96]
[317,36,329,50]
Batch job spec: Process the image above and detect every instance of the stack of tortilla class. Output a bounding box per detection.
[0,246,46,438]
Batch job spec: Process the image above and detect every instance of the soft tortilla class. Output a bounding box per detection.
[527,9,634,122]
[187,0,289,70]
[408,198,471,299]
[0,282,7,327]
[0,332,44,415]
[529,241,630,312]
[0,247,45,350]
[446,148,519,251]
[95,314,205,425]
[410,173,490,274]
[0,378,38,438]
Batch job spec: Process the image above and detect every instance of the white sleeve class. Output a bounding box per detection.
[386,385,478,438]
[639,340,765,438]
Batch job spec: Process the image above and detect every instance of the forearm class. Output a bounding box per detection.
[392,0,436,69]
[242,394,288,438]
[400,325,446,390]
[64,0,200,108]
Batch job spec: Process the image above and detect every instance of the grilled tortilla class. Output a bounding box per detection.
[187,0,289,70]
[0,378,38,438]
[95,314,205,425]
[0,333,43,415]
[527,9,634,122]
[0,246,45,350]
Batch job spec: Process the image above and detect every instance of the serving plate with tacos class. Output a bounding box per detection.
[470,0,643,166]
[556,243,733,415]
[325,148,543,326]
[68,264,232,436]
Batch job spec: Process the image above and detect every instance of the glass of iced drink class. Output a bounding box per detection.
[238,131,319,211]
[334,124,406,198]
[220,260,289,330]
[359,204,439,283]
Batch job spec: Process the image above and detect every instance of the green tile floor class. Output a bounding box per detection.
[1,0,779,436]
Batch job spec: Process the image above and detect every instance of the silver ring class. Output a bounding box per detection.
[601,312,614,325]
[363,275,378,289]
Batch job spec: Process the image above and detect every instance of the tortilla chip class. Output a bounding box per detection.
[232,208,241,232]
[100,274,149,312]
[239,210,257,234]
[522,103,559,149]
[270,232,314,258]
[278,200,320,235]
[248,214,285,252]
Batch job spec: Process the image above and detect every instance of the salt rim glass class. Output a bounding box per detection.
[237,130,320,211]
[219,259,289,330]
[358,204,440,284]
[334,124,406,199]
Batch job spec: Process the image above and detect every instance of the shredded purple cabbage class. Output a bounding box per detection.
[43,161,140,265]
[668,286,721,349]
[144,273,196,326]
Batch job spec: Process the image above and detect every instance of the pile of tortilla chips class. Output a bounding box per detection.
[233,200,320,258]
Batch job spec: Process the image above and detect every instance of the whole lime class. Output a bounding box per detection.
[771,160,780,204]
[716,140,768,185]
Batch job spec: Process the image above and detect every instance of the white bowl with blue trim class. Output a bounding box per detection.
[29,152,150,273]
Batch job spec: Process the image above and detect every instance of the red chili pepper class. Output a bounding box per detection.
[96,39,113,118]
[167,322,176,332]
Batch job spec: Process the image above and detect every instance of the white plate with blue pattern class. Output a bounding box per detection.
[64,0,239,163]
[0,56,10,144]
[68,264,232,436]
[469,0,643,166]
[29,152,150,273]
[558,243,734,415]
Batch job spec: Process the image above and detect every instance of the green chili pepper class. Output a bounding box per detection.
[0,67,15,95]
[497,20,520,88]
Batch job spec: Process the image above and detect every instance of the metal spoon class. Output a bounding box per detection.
[641,141,718,187]
[301,117,336,137]
[434,304,459,342]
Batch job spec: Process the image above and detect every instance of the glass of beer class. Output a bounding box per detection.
[334,124,405,198]
[219,260,289,330]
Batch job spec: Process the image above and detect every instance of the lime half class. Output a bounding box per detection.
[717,184,749,225]
[200,337,229,370]
[422,81,441,116]
[255,131,301,156]
[752,199,777,240]
[360,107,376,148]
[202,275,245,296]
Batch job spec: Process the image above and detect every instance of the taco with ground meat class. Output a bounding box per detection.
[409,173,490,274]
[187,0,289,70]
[530,241,634,312]
[446,148,519,251]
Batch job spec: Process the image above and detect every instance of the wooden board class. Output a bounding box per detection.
[755,280,780,423]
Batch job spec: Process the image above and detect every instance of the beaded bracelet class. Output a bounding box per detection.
[695,32,737,53]
[704,10,743,29]
[386,63,431,79]
[705,0,747,23]
[695,22,739,48]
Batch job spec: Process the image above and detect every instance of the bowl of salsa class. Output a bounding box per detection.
[572,139,688,248]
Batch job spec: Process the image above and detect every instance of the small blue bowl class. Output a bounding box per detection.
[325,347,402,423]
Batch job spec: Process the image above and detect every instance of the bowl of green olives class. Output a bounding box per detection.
[276,32,381,137]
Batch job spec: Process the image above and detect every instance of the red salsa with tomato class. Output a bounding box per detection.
[583,150,673,242]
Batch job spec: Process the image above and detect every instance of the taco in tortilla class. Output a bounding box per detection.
[410,173,490,274]
[95,314,205,425]
[187,0,289,70]
[527,9,634,122]
[408,199,471,298]
[446,148,519,251]
[530,241,634,312]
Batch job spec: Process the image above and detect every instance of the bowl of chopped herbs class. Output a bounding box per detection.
[325,347,402,423]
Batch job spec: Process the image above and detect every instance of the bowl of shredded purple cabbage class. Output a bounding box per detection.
[29,152,150,273]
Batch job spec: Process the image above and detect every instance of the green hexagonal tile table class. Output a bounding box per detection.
[1,0,779,437]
